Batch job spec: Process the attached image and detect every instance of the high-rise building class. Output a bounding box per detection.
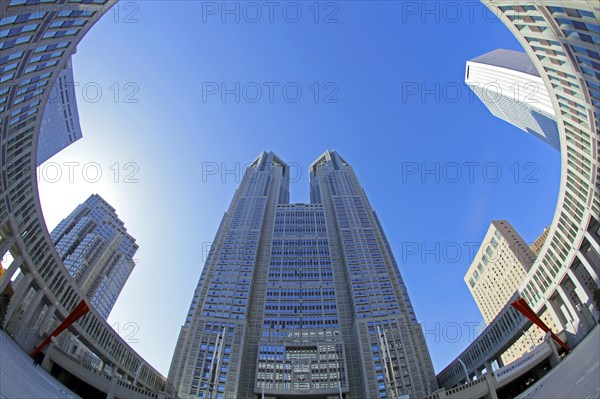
[465,49,560,151]
[168,151,437,399]
[529,226,550,256]
[464,221,536,324]
[36,56,83,166]
[50,194,138,319]
[464,221,557,365]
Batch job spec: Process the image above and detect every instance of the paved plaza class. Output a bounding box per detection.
[517,325,600,399]
[0,330,80,399]
[0,326,598,398]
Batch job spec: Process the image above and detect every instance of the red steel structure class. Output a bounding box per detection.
[31,299,90,357]
[511,298,570,352]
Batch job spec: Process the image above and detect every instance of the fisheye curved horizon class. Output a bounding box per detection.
[0,1,597,398]
[35,1,561,380]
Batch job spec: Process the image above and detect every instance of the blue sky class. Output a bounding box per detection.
[37,2,560,375]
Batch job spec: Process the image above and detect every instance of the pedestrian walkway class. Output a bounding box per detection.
[517,325,600,399]
[0,330,81,399]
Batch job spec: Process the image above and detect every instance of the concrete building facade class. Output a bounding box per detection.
[466,48,561,151]
[465,221,536,325]
[464,221,559,365]
[167,151,437,399]
[529,226,550,256]
[0,0,598,396]
[439,1,599,388]
[50,194,137,319]
[36,56,83,166]
[0,1,167,391]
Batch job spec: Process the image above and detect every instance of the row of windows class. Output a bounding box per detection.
[271,238,328,247]
[262,318,339,329]
[515,6,598,308]
[0,2,167,390]
[270,258,332,267]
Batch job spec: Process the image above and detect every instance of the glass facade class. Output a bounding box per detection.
[1,0,596,395]
[466,49,561,151]
[0,0,168,391]
[51,194,138,319]
[36,56,83,166]
[492,1,600,313]
[256,204,347,395]
[438,1,600,389]
[168,151,437,399]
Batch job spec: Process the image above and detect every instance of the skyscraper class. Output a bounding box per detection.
[529,226,550,257]
[36,56,83,166]
[465,49,560,151]
[168,151,437,399]
[463,221,558,365]
[50,194,137,319]
[464,221,536,325]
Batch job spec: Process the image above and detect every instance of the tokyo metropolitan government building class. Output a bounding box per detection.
[167,151,437,399]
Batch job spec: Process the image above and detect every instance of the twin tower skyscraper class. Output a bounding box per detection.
[167,151,437,399]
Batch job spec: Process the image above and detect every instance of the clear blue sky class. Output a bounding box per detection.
[38,2,560,376]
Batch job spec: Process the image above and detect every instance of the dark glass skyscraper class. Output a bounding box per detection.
[36,56,83,166]
[168,151,436,399]
[50,194,137,319]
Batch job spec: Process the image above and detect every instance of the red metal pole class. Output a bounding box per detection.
[30,299,90,357]
[511,298,570,352]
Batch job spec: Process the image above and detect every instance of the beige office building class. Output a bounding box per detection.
[465,221,558,365]
[530,226,550,256]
